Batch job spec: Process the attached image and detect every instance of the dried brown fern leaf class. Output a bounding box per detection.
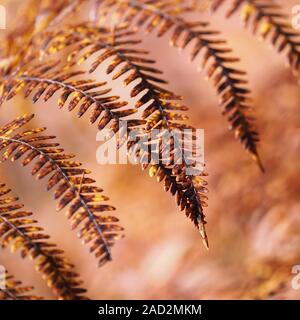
[0,60,143,134]
[0,184,88,300]
[210,0,300,74]
[0,269,43,300]
[39,23,134,62]
[0,114,124,267]
[149,164,209,248]
[40,26,186,130]
[128,134,209,248]
[41,26,209,247]
[126,125,209,248]
[97,0,263,170]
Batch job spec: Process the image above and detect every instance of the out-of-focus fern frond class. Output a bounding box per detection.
[0,0,85,75]
[0,268,43,300]
[210,0,300,75]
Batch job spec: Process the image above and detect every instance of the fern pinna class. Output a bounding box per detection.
[0,0,298,300]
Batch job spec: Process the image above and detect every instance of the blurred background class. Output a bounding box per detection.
[0,0,300,299]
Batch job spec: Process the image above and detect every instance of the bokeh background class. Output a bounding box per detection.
[0,0,300,299]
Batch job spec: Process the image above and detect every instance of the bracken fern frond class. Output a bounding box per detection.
[44,26,210,247]
[0,184,88,300]
[210,0,300,75]
[0,60,144,134]
[0,269,43,300]
[98,0,263,169]
[0,114,124,267]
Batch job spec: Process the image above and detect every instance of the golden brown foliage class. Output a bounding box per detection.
[0,184,88,299]
[98,0,262,169]
[0,0,299,300]
[0,115,124,267]
[3,25,210,247]
[210,0,300,73]
[0,269,43,300]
